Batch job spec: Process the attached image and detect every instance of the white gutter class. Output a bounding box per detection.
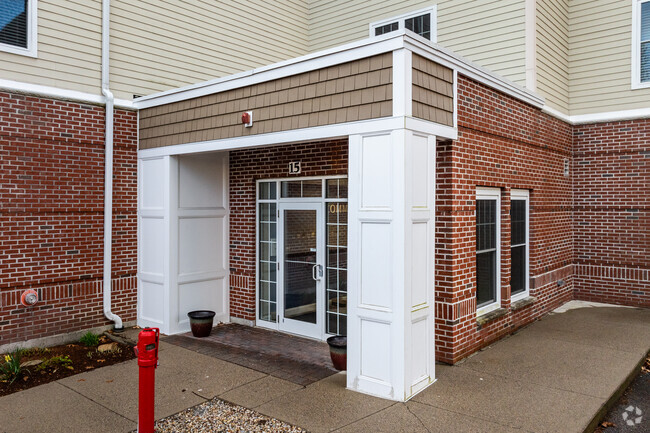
[101,0,123,331]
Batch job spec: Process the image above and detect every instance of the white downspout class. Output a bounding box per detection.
[101,0,123,330]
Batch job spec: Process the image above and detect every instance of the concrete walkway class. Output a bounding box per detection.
[1,301,648,433]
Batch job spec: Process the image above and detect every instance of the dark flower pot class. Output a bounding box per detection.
[187,310,216,338]
[326,335,347,371]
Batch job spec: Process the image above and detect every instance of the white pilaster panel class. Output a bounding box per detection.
[172,152,230,334]
[348,129,435,402]
[360,222,392,309]
[138,156,171,332]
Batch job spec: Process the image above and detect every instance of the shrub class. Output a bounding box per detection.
[0,351,23,384]
[36,355,73,372]
[80,332,100,347]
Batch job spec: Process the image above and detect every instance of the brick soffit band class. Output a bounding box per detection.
[133,30,545,112]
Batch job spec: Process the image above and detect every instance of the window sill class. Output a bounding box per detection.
[511,296,537,311]
[476,307,508,327]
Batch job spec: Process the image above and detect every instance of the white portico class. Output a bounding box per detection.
[134,30,533,401]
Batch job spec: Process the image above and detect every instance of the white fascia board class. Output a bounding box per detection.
[403,33,545,109]
[133,32,405,110]
[543,105,650,125]
[0,78,134,109]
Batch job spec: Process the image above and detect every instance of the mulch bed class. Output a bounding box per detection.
[0,335,135,397]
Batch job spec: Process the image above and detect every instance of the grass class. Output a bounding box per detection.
[79,332,100,347]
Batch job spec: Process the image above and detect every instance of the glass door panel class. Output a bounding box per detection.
[279,202,323,339]
[284,209,317,324]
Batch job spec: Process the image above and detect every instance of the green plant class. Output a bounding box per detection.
[36,355,73,372]
[80,332,100,347]
[0,351,23,384]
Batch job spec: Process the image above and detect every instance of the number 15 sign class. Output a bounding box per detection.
[288,161,301,174]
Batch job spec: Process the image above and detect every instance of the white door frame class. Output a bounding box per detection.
[277,201,325,339]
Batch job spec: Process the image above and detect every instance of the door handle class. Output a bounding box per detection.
[312,264,323,281]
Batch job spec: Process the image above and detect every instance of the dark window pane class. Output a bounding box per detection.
[511,200,526,245]
[511,245,526,295]
[375,21,399,36]
[476,251,496,306]
[405,13,431,40]
[0,0,27,48]
[476,199,496,251]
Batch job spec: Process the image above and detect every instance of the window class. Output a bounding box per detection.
[510,190,529,301]
[476,188,501,315]
[0,0,36,57]
[632,0,650,88]
[370,6,437,42]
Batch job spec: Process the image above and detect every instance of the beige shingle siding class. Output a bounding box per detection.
[139,54,393,149]
[308,0,526,87]
[412,54,454,126]
[110,0,309,100]
[0,0,102,94]
[569,0,650,115]
[537,0,569,113]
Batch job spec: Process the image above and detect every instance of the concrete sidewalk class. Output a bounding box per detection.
[1,301,648,433]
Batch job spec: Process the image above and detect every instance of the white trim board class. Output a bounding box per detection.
[133,30,544,111]
[0,78,134,109]
[543,105,650,125]
[137,116,458,158]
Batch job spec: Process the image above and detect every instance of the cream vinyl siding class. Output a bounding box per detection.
[110,0,309,100]
[537,0,569,113]
[0,0,102,94]
[308,0,527,86]
[569,0,650,114]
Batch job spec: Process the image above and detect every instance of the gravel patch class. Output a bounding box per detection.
[143,398,306,433]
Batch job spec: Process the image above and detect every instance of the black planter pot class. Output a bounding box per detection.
[187,310,216,338]
[326,335,347,371]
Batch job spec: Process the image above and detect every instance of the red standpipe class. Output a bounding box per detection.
[135,327,159,433]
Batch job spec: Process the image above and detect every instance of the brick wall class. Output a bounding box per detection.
[229,139,348,321]
[435,75,575,363]
[573,120,650,307]
[0,92,138,346]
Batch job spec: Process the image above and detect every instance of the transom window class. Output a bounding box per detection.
[633,0,650,88]
[510,190,529,300]
[0,0,37,57]
[476,188,501,315]
[370,6,437,42]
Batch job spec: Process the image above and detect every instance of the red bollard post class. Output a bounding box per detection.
[134,327,159,433]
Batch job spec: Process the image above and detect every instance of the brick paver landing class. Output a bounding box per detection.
[164,324,338,386]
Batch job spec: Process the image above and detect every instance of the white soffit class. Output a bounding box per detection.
[133,30,546,111]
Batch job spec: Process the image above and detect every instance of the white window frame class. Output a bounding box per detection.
[369,5,437,43]
[632,0,650,89]
[255,175,348,340]
[476,187,501,317]
[0,0,37,57]
[510,189,530,302]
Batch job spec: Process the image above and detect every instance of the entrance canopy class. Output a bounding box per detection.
[134,30,543,402]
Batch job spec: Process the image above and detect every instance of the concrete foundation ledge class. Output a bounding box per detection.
[476,308,508,327]
[0,320,137,354]
[511,296,537,311]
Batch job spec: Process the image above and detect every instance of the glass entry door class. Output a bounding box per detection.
[278,202,324,339]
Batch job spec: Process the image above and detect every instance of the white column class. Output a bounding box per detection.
[137,155,173,333]
[347,129,436,401]
[138,152,230,334]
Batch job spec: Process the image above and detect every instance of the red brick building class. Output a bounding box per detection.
[1,14,648,401]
